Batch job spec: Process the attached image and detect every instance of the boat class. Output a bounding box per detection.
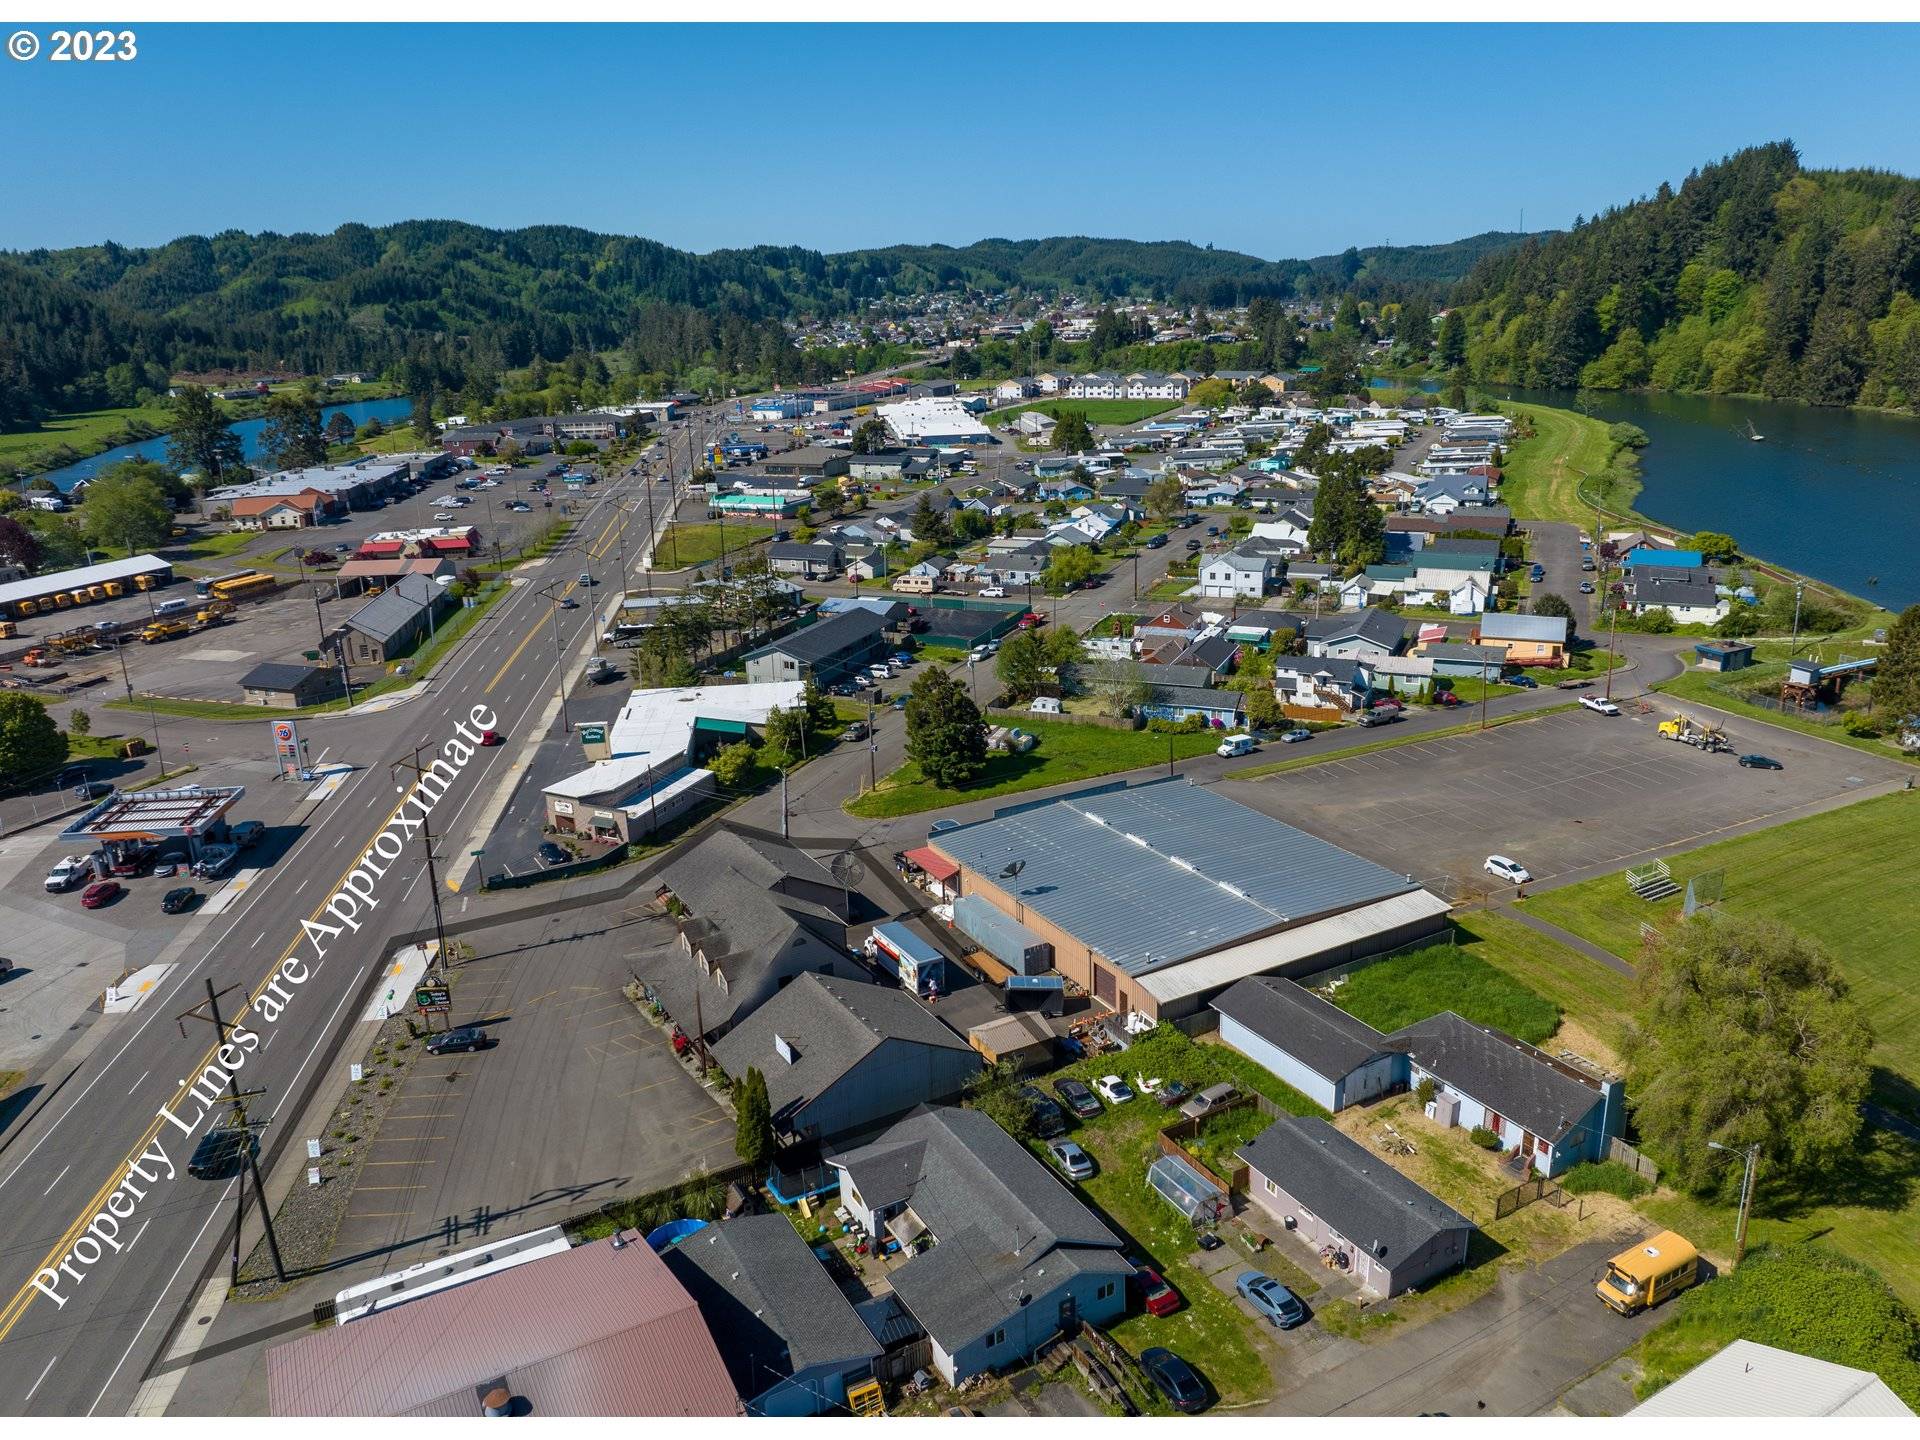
[1746,419,1765,442]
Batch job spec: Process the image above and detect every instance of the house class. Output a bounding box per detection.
[229,489,334,529]
[766,541,842,580]
[1125,371,1190,401]
[712,974,980,1143]
[1067,372,1126,400]
[1338,565,1418,610]
[1304,608,1405,661]
[1140,683,1243,728]
[1199,548,1275,600]
[1629,567,1728,626]
[1362,653,1436,696]
[844,449,912,482]
[843,549,891,582]
[238,662,342,709]
[1419,641,1510,679]
[1212,976,1399,1111]
[1034,372,1068,394]
[979,540,1052,587]
[1475,611,1569,667]
[993,377,1037,403]
[660,1215,883,1416]
[339,573,454,666]
[827,1107,1133,1385]
[266,1227,740,1416]
[1388,1011,1625,1176]
[743,609,891,687]
[646,828,865,1041]
[1238,1116,1476,1300]
[1626,1339,1916,1418]
[1035,479,1095,504]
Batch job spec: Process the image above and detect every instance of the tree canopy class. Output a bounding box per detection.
[0,693,68,783]
[904,667,988,788]
[80,463,174,554]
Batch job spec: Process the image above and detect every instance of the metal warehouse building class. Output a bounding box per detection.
[926,779,1450,1021]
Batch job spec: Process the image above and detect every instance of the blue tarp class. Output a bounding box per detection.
[646,1217,710,1251]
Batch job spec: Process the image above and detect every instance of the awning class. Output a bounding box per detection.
[358,541,404,557]
[902,846,958,882]
[886,1210,928,1247]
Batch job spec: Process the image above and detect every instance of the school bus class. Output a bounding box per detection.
[133,572,158,591]
[103,580,126,598]
[15,599,37,618]
[210,571,276,603]
[1596,1231,1698,1316]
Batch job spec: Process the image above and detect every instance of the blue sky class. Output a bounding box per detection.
[4,23,1918,259]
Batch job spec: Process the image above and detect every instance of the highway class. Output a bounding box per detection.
[0,405,729,1417]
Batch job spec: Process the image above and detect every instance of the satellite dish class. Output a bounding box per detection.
[999,859,1026,880]
[829,852,866,889]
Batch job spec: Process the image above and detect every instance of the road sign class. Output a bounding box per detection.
[470,848,485,857]
[416,985,451,1010]
[306,1137,322,1160]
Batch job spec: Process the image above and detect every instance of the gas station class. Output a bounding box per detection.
[59,784,248,863]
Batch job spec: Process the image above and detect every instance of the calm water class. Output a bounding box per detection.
[1502,387,1920,609]
[37,395,414,494]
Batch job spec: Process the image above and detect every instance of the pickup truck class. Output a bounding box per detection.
[44,855,92,892]
[1356,709,1402,728]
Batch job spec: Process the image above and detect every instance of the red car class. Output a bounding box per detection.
[81,880,123,909]
[1435,691,1464,708]
[1138,1267,1184,1317]
[479,728,504,746]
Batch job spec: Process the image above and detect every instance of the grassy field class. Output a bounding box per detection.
[0,401,176,471]
[1497,400,1648,529]
[844,719,1222,818]
[161,529,268,566]
[1448,910,1634,1057]
[990,398,1182,428]
[1521,789,1920,1102]
[651,521,776,572]
[1326,941,1560,1045]
[1656,661,1919,766]
[1228,703,1580,781]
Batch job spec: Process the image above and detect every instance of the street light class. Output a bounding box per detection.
[1706,1139,1761,1265]
[536,579,576,736]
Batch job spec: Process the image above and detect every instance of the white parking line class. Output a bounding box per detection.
[23,1355,57,1408]
[127,1069,149,1095]
[42,1163,70,1195]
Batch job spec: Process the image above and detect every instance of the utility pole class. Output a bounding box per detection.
[1479,652,1489,732]
[391,748,452,986]
[537,580,574,736]
[1708,1139,1761,1265]
[175,978,288,1286]
[867,699,878,793]
[1604,557,1620,703]
[295,552,327,649]
[1789,581,1806,658]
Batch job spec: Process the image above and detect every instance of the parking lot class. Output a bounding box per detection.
[1235,702,1912,901]
[321,904,734,1282]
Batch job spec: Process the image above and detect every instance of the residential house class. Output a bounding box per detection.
[1035,478,1095,504]
[1140,683,1243,728]
[661,1215,884,1416]
[744,609,891,686]
[1238,1116,1476,1300]
[1199,547,1276,600]
[229,489,334,529]
[980,540,1054,588]
[1419,641,1510,679]
[1629,567,1728,626]
[993,377,1038,403]
[1362,653,1437,696]
[1034,372,1069,394]
[1252,504,1315,548]
[1067,372,1126,400]
[712,974,981,1144]
[1304,608,1405,661]
[339,573,453,666]
[647,828,864,1041]
[843,549,891,582]
[1125,372,1190,401]
[844,450,912,483]
[1474,611,1569,667]
[767,541,842,580]
[1213,976,1400,1111]
[828,1107,1133,1385]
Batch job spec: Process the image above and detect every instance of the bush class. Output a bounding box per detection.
[1416,1077,1437,1106]
[1559,1160,1651,1199]
[1469,1126,1502,1150]
[1841,711,1883,738]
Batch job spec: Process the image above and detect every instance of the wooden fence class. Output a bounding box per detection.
[1606,1137,1660,1185]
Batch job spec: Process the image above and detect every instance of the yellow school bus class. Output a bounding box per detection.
[1597,1231,1698,1316]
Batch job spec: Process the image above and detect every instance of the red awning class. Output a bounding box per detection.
[428,536,474,552]
[904,846,959,882]
[358,541,404,557]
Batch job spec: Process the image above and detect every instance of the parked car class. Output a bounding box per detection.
[1216,733,1256,758]
[1579,581,1596,594]
[1019,1084,1068,1138]
[1146,533,1168,549]
[1141,1348,1208,1412]
[1054,1077,1103,1118]
[1095,1074,1135,1105]
[1137,1268,1184,1317]
[1355,709,1400,728]
[1435,691,1464,708]
[536,841,572,868]
[160,886,200,914]
[1581,558,1596,572]
[1279,727,1312,743]
[1195,1231,1225,1252]
[1484,854,1533,885]
[109,845,154,877]
[1047,1139,1096,1181]
[1155,1080,1192,1110]
[840,721,869,742]
[46,855,95,892]
[231,820,265,848]
[1185,538,1202,551]
[152,859,180,878]
[1580,695,1622,716]
[193,844,239,880]
[978,586,1006,598]
[426,1026,493,1055]
[81,880,123,909]
[1738,753,1784,770]
[1508,672,1539,689]
[74,780,112,800]
[1180,1082,1239,1120]
[1236,1272,1309,1328]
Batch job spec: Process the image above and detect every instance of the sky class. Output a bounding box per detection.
[4,23,1920,259]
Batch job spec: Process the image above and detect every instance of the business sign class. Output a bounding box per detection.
[415,985,451,1011]
[271,719,302,778]
[578,724,607,745]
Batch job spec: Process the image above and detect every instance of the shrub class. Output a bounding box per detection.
[1559,1160,1651,1199]
[1469,1126,1502,1150]
[1416,1077,1437,1107]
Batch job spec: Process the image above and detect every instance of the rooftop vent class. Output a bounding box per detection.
[774,1034,798,1064]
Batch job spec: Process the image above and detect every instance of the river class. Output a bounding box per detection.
[36,395,414,495]
[1499,387,1920,610]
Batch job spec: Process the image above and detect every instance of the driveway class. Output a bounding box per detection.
[1263,1229,1662,1416]
[1232,700,1909,901]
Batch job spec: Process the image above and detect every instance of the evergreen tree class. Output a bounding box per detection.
[904,668,988,788]
[165,385,245,486]
[1872,603,1920,719]
[1051,410,1095,454]
[261,392,328,470]
[733,1067,775,1175]
[1438,311,1469,369]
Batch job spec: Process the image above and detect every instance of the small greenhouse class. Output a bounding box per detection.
[1147,1153,1227,1224]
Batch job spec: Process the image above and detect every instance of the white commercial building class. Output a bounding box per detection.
[878,397,992,446]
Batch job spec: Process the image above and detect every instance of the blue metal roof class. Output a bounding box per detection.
[932,780,1416,978]
[1006,975,1066,992]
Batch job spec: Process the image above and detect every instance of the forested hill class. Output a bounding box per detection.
[1451,141,1920,406]
[0,221,1529,429]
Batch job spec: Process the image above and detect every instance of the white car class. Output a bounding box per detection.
[978,586,1006,598]
[1579,696,1621,716]
[1484,855,1532,885]
[433,512,455,521]
[1094,1074,1135,1105]
[44,855,91,892]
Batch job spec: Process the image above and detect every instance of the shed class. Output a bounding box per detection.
[1693,640,1756,673]
[966,1011,1055,1071]
[1146,1153,1227,1224]
[951,894,1052,976]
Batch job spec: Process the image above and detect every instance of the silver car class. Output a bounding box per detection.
[1047,1139,1096,1181]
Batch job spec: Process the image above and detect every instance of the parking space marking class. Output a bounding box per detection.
[370,1135,447,1143]
[344,1210,414,1219]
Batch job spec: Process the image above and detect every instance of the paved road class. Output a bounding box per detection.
[0,400,740,1417]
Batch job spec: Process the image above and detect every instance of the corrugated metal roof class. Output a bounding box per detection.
[1628,1340,1915,1417]
[266,1233,741,1416]
[935,781,1419,977]
[0,553,170,608]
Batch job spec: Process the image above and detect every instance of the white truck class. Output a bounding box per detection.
[45,855,91,892]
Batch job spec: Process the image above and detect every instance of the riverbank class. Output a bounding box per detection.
[1,381,403,478]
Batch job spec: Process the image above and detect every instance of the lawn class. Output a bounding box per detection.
[1324,941,1561,1045]
[1656,661,1919,766]
[1520,789,1920,1107]
[1497,400,1644,529]
[991,398,1181,429]
[651,521,776,572]
[0,400,177,471]
[1228,703,1580,781]
[843,719,1223,818]
[1447,910,1634,1059]
[160,529,265,566]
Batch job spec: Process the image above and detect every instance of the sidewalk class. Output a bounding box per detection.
[1495,904,1636,977]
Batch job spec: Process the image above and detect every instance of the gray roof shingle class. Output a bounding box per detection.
[747,608,887,667]
[1385,1011,1604,1144]
[1212,976,1392,1081]
[344,572,441,644]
